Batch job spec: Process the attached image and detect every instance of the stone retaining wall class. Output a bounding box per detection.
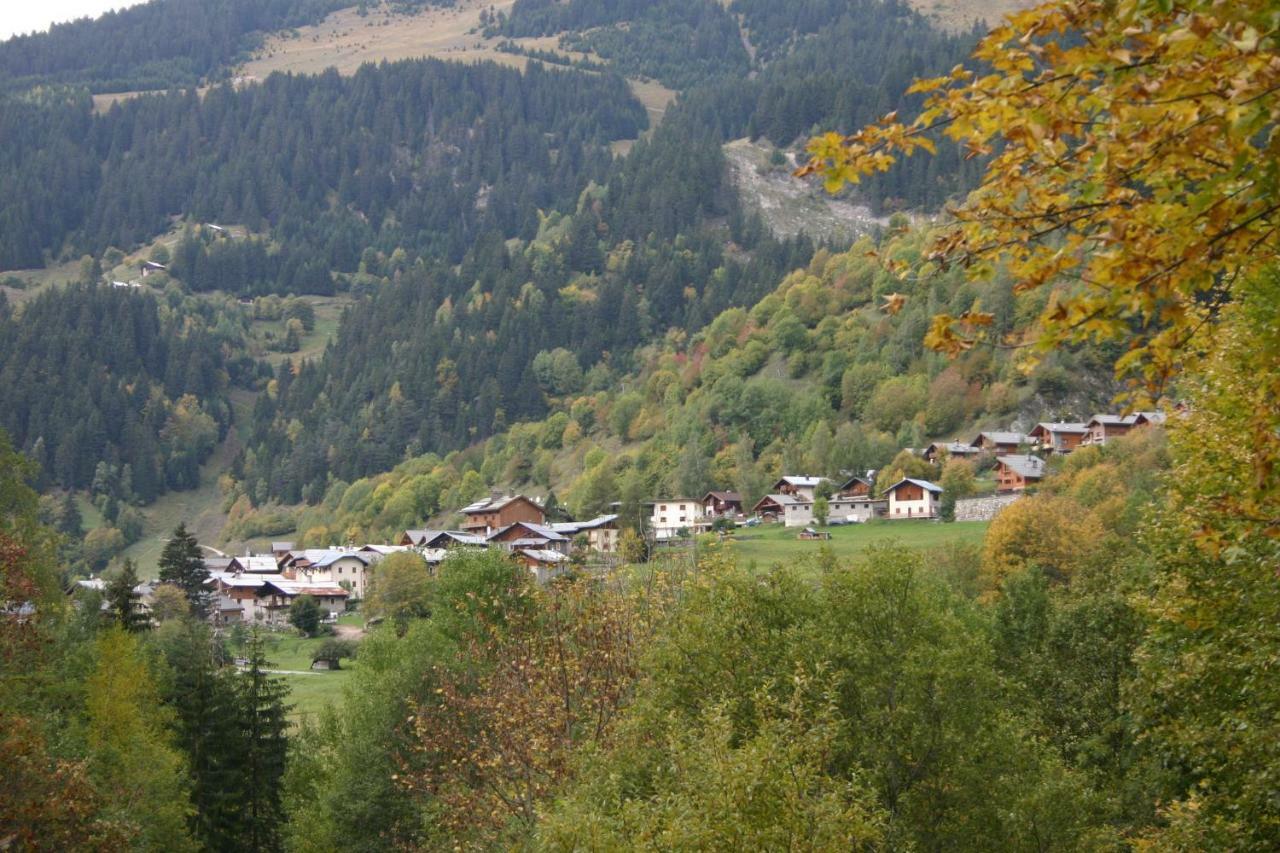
[954,492,1021,522]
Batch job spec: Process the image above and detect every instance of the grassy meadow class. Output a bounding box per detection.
[694,519,990,569]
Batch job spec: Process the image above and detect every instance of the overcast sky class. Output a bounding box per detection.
[2,1,149,41]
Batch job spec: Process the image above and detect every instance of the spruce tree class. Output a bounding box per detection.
[236,631,292,853]
[105,558,147,632]
[158,522,209,618]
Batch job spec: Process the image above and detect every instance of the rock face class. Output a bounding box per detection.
[724,138,888,243]
[954,493,1022,522]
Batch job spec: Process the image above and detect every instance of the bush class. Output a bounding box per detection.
[289,595,322,637]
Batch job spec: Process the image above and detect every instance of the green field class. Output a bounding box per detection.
[232,626,365,726]
[702,519,990,568]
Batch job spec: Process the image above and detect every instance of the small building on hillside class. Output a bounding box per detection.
[836,476,874,498]
[885,478,943,520]
[257,579,348,626]
[1083,414,1134,446]
[702,490,743,518]
[770,476,828,502]
[139,260,168,278]
[551,514,621,554]
[488,521,572,555]
[459,494,546,535]
[828,495,888,523]
[515,548,570,584]
[752,493,814,527]
[995,455,1046,492]
[922,441,983,464]
[970,431,1031,455]
[1028,423,1088,455]
[648,499,705,541]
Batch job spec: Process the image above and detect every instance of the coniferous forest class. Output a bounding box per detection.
[2,0,1280,850]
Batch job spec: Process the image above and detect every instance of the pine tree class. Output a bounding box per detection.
[158,522,209,618]
[236,631,292,853]
[105,558,147,632]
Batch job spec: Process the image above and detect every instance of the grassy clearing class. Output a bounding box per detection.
[235,626,364,726]
[907,0,1033,32]
[696,519,989,569]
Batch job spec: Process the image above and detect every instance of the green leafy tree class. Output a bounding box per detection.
[365,551,432,634]
[813,496,829,527]
[85,627,196,850]
[157,523,209,618]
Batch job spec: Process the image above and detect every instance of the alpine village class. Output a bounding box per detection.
[1,1,1278,851]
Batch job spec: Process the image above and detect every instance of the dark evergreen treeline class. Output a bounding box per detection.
[0,0,357,93]
[0,284,245,500]
[497,0,984,212]
[0,59,644,276]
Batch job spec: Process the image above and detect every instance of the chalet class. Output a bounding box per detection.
[257,579,348,626]
[487,521,572,555]
[459,494,545,535]
[213,595,243,626]
[515,548,570,584]
[1028,422,1088,455]
[271,541,295,559]
[995,455,1046,492]
[139,260,168,278]
[922,441,982,463]
[886,478,943,520]
[299,550,375,599]
[702,490,743,518]
[836,476,873,498]
[204,556,243,574]
[207,572,277,623]
[419,530,488,550]
[828,495,887,523]
[648,498,706,541]
[1083,414,1133,446]
[970,431,1031,455]
[550,514,621,553]
[771,476,828,501]
[399,529,443,547]
[752,493,813,527]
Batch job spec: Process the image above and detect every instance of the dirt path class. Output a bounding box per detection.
[335,623,366,641]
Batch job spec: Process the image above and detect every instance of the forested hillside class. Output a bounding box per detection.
[0,284,248,500]
[0,59,643,271]
[228,225,1118,545]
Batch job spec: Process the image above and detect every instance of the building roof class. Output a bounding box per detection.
[207,572,282,588]
[1086,414,1133,427]
[1030,422,1088,437]
[773,476,826,489]
[838,475,874,490]
[702,490,742,503]
[887,477,943,494]
[1132,411,1167,426]
[460,494,540,515]
[360,544,410,555]
[241,555,280,573]
[972,431,1030,447]
[310,550,371,569]
[997,454,1047,479]
[271,541,295,551]
[516,548,569,565]
[401,529,445,546]
[753,493,810,510]
[262,579,349,598]
[925,441,980,457]
[488,521,568,542]
[550,514,619,535]
[422,530,488,548]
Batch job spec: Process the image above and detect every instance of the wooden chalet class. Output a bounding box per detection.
[702,490,743,518]
[487,521,572,555]
[1027,423,1088,455]
[922,441,982,463]
[836,476,873,498]
[770,476,827,501]
[995,455,1046,492]
[970,431,1031,455]
[459,494,545,534]
[550,515,621,553]
[1083,414,1133,446]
